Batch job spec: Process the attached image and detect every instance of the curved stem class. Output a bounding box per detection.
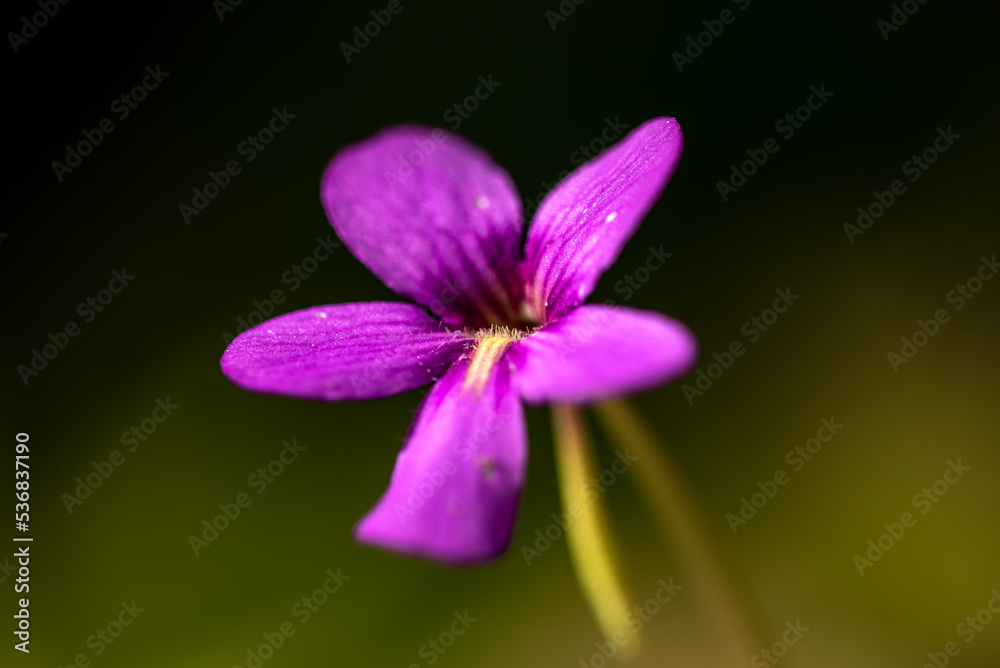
[593,399,758,666]
[551,404,639,658]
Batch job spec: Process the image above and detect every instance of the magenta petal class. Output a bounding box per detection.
[510,305,697,404]
[321,125,525,328]
[220,302,469,401]
[523,118,683,323]
[354,353,526,566]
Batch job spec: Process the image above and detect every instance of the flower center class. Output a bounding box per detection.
[462,325,531,392]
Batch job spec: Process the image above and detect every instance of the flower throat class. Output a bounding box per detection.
[463,325,531,392]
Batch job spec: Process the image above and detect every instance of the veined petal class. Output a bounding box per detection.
[354,349,526,566]
[321,125,525,328]
[220,302,469,401]
[509,305,697,404]
[523,118,683,323]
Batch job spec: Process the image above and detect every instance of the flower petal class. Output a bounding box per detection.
[220,302,469,401]
[510,305,697,404]
[321,125,525,328]
[354,352,526,566]
[523,117,683,322]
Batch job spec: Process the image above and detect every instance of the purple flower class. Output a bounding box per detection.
[220,118,696,566]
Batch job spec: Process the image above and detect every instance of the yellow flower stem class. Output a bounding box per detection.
[551,404,639,658]
[592,399,757,667]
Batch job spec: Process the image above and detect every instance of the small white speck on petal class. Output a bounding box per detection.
[267,329,273,334]
[605,211,617,223]
[475,196,489,210]
[317,312,327,318]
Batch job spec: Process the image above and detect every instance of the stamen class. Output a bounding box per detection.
[472,324,530,343]
[462,326,530,393]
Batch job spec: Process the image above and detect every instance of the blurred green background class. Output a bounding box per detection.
[4,0,999,666]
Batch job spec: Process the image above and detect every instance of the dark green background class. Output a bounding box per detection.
[5,0,999,666]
